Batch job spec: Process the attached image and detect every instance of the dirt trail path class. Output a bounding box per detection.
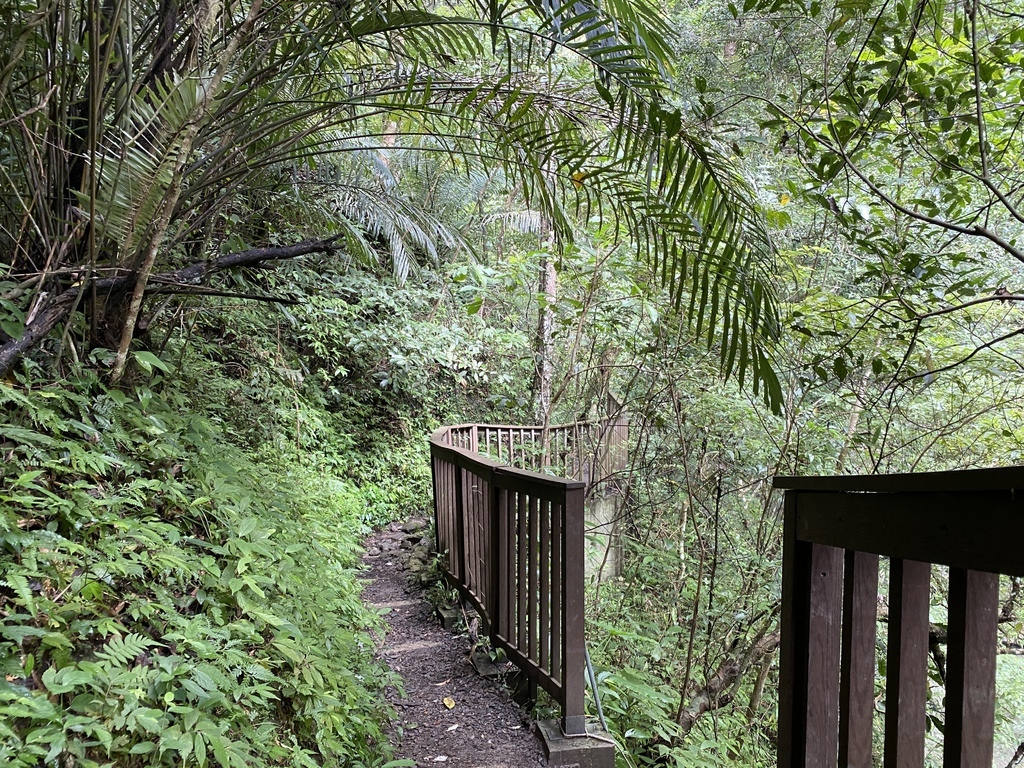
[361,523,547,768]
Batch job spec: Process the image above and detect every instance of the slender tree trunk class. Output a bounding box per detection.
[110,0,264,382]
[534,245,557,467]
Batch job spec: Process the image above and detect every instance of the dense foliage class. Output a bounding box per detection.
[0,366,398,766]
[3,0,1024,766]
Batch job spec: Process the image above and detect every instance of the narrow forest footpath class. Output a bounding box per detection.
[361,522,548,767]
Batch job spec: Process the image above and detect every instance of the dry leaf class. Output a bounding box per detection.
[446,724,459,732]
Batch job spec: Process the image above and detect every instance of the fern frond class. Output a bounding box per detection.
[94,632,156,665]
[2,573,37,616]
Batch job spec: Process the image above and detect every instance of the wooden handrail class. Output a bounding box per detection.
[430,424,591,735]
[440,417,628,485]
[773,466,1024,768]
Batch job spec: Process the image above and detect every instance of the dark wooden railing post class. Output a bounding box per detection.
[562,483,587,736]
[839,550,879,768]
[884,558,930,768]
[777,491,803,768]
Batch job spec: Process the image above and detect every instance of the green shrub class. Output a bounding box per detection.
[0,371,399,767]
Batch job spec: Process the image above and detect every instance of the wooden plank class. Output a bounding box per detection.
[506,488,517,639]
[943,568,999,768]
[431,455,441,557]
[806,543,843,768]
[436,459,447,565]
[778,492,807,768]
[494,485,507,641]
[481,474,492,618]
[839,551,879,768]
[794,491,1024,577]
[774,464,1024,493]
[539,498,550,672]
[453,463,466,582]
[883,559,930,768]
[467,470,477,592]
[562,485,586,735]
[517,492,528,651]
[528,494,539,663]
[551,498,562,681]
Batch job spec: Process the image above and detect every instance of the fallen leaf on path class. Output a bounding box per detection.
[446,724,459,732]
[433,757,448,762]
[442,696,455,709]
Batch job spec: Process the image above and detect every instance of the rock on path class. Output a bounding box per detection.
[361,523,547,768]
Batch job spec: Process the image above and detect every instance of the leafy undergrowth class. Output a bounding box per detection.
[0,371,402,767]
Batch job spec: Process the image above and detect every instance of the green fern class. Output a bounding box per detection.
[1,573,36,616]
[93,633,156,666]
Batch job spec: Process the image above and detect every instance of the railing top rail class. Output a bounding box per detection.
[436,420,619,435]
[430,428,585,490]
[774,464,1024,493]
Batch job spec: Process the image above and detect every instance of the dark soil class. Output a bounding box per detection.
[361,522,548,768]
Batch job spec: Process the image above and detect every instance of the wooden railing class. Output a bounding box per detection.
[774,466,1024,768]
[430,423,601,736]
[445,415,628,484]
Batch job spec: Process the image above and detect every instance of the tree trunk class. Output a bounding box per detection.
[676,631,780,737]
[534,249,557,452]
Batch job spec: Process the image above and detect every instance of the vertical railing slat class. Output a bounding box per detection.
[778,491,806,768]
[883,559,931,768]
[528,495,538,663]
[517,492,528,651]
[454,462,466,583]
[943,568,999,768]
[505,488,517,639]
[539,498,551,673]
[839,550,879,768]
[491,479,504,642]
[806,542,843,768]
[551,497,562,683]
[562,484,586,735]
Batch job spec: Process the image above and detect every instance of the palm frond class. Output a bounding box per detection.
[87,75,200,262]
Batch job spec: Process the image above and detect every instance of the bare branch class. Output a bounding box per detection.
[0,237,340,379]
[898,326,1024,384]
[917,293,1024,320]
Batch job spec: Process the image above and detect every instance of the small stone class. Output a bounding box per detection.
[365,546,382,557]
[411,544,430,559]
[403,518,428,533]
[400,538,414,550]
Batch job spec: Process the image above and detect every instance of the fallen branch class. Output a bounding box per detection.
[0,237,339,378]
